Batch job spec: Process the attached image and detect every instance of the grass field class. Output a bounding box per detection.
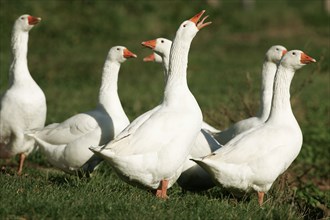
[0,0,329,219]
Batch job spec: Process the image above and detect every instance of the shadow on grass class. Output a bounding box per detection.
[178,184,253,205]
[176,172,329,219]
[45,171,92,188]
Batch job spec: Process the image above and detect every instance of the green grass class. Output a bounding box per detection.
[0,0,329,219]
[0,164,307,220]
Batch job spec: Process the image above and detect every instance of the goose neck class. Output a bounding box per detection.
[11,29,29,61]
[162,54,170,86]
[257,61,277,120]
[165,39,191,91]
[9,29,30,84]
[98,60,121,109]
[267,65,295,121]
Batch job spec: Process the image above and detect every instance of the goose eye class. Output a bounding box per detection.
[161,40,164,43]
[183,24,186,27]
[276,48,279,51]
[292,52,296,55]
[116,48,120,51]
[21,17,24,20]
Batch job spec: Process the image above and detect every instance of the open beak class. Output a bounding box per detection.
[282,50,287,56]
[141,39,157,49]
[123,48,137,58]
[28,16,41,25]
[300,52,316,64]
[143,53,155,62]
[189,10,212,30]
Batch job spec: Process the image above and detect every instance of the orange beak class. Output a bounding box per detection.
[28,16,41,25]
[189,10,212,30]
[282,50,287,56]
[123,48,137,58]
[141,39,157,49]
[300,52,316,64]
[143,53,155,62]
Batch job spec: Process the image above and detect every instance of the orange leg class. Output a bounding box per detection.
[258,191,265,206]
[155,179,169,199]
[17,153,26,175]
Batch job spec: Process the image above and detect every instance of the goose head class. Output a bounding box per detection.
[280,50,316,70]
[14,14,41,32]
[265,45,287,64]
[108,46,137,63]
[142,38,172,62]
[175,10,212,41]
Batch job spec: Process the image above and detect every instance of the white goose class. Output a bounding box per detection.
[90,10,212,198]
[28,46,136,175]
[192,50,316,205]
[142,38,221,134]
[142,37,221,191]
[0,15,46,175]
[213,45,287,145]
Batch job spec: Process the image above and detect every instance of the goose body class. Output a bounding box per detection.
[91,10,212,198]
[214,45,287,145]
[142,37,221,191]
[0,15,46,174]
[28,46,136,174]
[192,50,316,205]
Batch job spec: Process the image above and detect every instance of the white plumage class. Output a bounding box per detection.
[91,10,212,198]
[142,37,221,191]
[28,46,136,175]
[214,45,287,145]
[142,37,221,134]
[0,15,46,174]
[192,50,316,205]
